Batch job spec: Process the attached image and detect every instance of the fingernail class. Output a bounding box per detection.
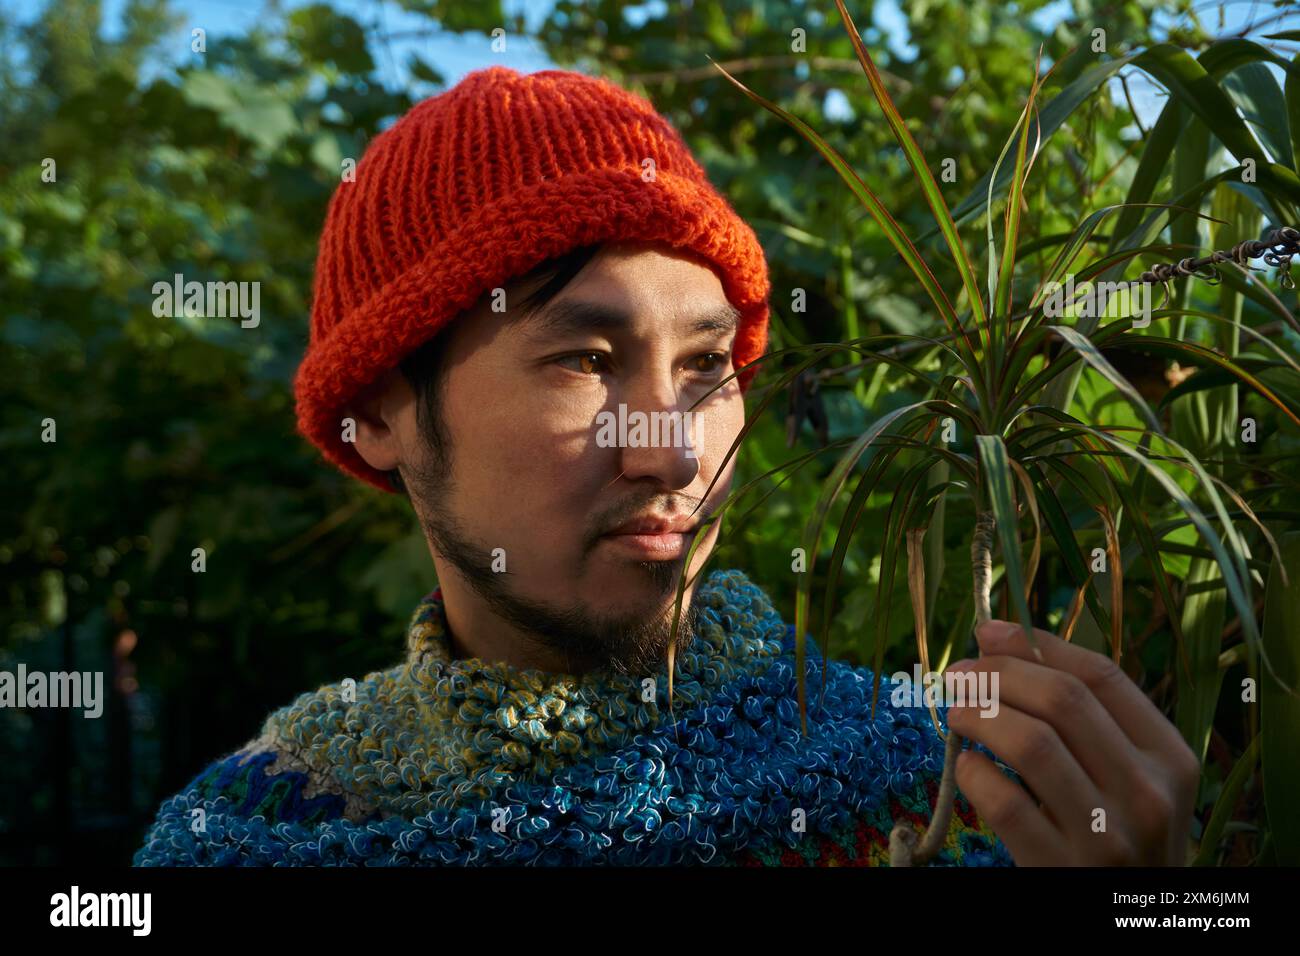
[977,620,1018,642]
[948,658,976,673]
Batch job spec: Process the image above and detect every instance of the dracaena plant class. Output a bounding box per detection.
[662,0,1300,866]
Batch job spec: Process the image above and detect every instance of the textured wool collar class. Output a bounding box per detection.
[395,570,789,806]
[136,566,1018,865]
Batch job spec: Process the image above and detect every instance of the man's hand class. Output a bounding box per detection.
[945,619,1201,866]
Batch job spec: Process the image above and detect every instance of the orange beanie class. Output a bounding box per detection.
[294,66,771,491]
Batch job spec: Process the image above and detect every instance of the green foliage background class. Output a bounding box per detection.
[2,0,1297,865]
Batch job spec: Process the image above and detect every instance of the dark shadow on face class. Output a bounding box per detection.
[408,457,702,676]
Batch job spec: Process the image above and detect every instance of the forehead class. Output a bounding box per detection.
[577,243,726,296]
[514,244,740,340]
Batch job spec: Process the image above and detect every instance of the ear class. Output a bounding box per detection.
[349,369,413,473]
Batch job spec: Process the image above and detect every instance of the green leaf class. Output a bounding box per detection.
[419,0,505,33]
[942,53,1140,234]
[711,61,975,368]
[1047,325,1162,433]
[992,63,1043,335]
[1221,63,1293,171]
[1118,337,1300,429]
[181,72,298,155]
[288,5,374,74]
[1192,733,1259,866]
[1025,460,1117,640]
[820,419,947,716]
[798,402,934,613]
[1288,51,1300,172]
[976,434,1035,641]
[1262,533,1300,865]
[833,0,990,345]
[1055,418,1262,653]
[407,56,445,87]
[1176,557,1228,768]
[1111,40,1299,259]
[1133,43,1300,218]
[356,528,435,618]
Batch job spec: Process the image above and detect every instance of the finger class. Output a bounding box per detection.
[947,696,1104,844]
[976,619,1189,757]
[953,748,1058,866]
[956,654,1148,795]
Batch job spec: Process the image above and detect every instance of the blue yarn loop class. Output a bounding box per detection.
[134,568,1015,866]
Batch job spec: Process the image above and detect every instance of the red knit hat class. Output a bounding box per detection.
[294,66,771,491]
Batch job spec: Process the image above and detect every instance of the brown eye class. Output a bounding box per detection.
[691,353,725,373]
[558,352,607,375]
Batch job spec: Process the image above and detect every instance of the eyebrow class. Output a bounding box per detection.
[516,299,741,341]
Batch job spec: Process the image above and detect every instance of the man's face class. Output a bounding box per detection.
[365,241,747,675]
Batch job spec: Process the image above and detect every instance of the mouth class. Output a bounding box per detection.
[600,517,701,560]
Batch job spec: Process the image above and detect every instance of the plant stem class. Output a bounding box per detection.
[970,509,995,625]
[890,509,995,866]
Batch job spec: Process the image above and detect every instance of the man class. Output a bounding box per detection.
[134,66,1198,866]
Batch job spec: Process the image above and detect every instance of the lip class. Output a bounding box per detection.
[600,530,691,559]
[604,516,699,536]
[600,515,700,560]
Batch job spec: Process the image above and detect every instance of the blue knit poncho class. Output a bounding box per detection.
[133,568,1015,866]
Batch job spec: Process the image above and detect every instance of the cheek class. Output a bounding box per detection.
[446,389,612,573]
[447,386,598,500]
[698,398,746,485]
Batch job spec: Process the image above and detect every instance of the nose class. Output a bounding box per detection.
[612,376,702,490]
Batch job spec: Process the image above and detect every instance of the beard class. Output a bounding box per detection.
[402,452,701,677]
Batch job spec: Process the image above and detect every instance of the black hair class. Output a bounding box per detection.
[387,243,604,494]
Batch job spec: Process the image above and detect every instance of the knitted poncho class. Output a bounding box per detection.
[133,569,1014,866]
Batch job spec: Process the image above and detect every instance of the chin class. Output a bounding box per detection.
[585,561,684,602]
